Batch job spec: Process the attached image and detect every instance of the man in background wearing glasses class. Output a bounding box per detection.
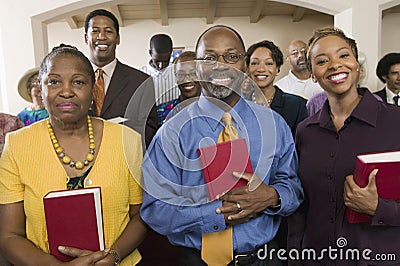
[275,39,322,100]
[141,25,303,266]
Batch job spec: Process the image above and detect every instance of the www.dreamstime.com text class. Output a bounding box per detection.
[256,237,396,262]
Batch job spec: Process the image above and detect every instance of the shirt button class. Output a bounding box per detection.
[213,225,219,230]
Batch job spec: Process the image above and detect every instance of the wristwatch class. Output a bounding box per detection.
[268,196,281,210]
[109,249,121,265]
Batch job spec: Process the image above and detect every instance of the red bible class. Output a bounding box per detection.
[197,138,253,201]
[346,151,400,223]
[43,187,105,261]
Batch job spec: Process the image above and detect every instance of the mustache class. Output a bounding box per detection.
[296,59,305,65]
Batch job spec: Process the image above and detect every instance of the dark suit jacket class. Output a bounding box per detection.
[271,86,308,138]
[99,60,148,118]
[93,60,159,148]
[374,87,388,103]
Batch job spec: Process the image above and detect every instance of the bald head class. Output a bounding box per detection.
[286,39,308,75]
[195,25,245,56]
[286,40,306,56]
[195,25,246,106]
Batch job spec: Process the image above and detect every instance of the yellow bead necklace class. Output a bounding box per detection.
[47,116,95,169]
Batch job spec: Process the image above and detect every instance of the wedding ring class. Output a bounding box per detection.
[236,202,241,211]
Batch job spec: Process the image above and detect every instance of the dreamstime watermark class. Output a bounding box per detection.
[256,237,396,262]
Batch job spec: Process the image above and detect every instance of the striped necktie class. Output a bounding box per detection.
[93,69,105,116]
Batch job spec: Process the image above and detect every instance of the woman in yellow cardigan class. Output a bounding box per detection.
[0,44,147,265]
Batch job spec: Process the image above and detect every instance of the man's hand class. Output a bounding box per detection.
[344,169,379,216]
[217,172,280,225]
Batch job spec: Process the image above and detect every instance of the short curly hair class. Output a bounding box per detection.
[150,34,173,53]
[84,9,119,35]
[245,40,284,69]
[376,53,400,83]
[306,27,358,72]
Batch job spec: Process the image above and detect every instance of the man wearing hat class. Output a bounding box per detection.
[375,52,400,106]
[17,67,48,125]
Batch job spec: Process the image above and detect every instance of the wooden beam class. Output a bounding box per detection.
[110,5,124,27]
[160,0,169,26]
[292,7,305,22]
[31,17,49,66]
[206,0,217,24]
[250,0,265,23]
[65,16,78,29]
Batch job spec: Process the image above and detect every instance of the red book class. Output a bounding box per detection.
[197,138,253,200]
[43,187,105,262]
[346,151,400,223]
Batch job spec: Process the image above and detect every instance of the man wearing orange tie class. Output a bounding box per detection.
[84,9,158,148]
[141,25,304,266]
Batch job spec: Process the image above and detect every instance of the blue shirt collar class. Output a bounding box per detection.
[197,94,246,132]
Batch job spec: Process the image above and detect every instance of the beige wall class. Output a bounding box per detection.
[382,13,400,55]
[379,12,400,89]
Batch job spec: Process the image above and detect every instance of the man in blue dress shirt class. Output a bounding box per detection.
[140,25,304,266]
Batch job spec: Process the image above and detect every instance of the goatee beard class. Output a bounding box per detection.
[207,85,233,99]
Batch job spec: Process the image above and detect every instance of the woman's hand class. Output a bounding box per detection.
[57,246,112,265]
[343,169,379,216]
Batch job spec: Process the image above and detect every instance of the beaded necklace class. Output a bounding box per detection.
[252,93,274,107]
[47,116,95,169]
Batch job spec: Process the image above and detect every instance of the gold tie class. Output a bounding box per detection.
[93,69,105,116]
[218,112,239,143]
[201,112,238,266]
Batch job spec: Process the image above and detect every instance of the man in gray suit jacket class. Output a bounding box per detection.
[84,9,158,147]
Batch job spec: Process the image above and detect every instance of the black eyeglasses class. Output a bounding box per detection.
[198,53,244,65]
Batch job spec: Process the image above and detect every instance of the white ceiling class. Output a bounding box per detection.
[62,0,334,29]
[60,1,400,30]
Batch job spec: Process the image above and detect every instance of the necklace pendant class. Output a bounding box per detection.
[75,161,84,169]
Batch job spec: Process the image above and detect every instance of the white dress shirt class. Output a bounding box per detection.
[275,70,323,100]
[140,61,178,105]
[91,59,117,95]
[385,87,400,106]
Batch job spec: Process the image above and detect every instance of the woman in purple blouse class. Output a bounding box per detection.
[288,27,400,265]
